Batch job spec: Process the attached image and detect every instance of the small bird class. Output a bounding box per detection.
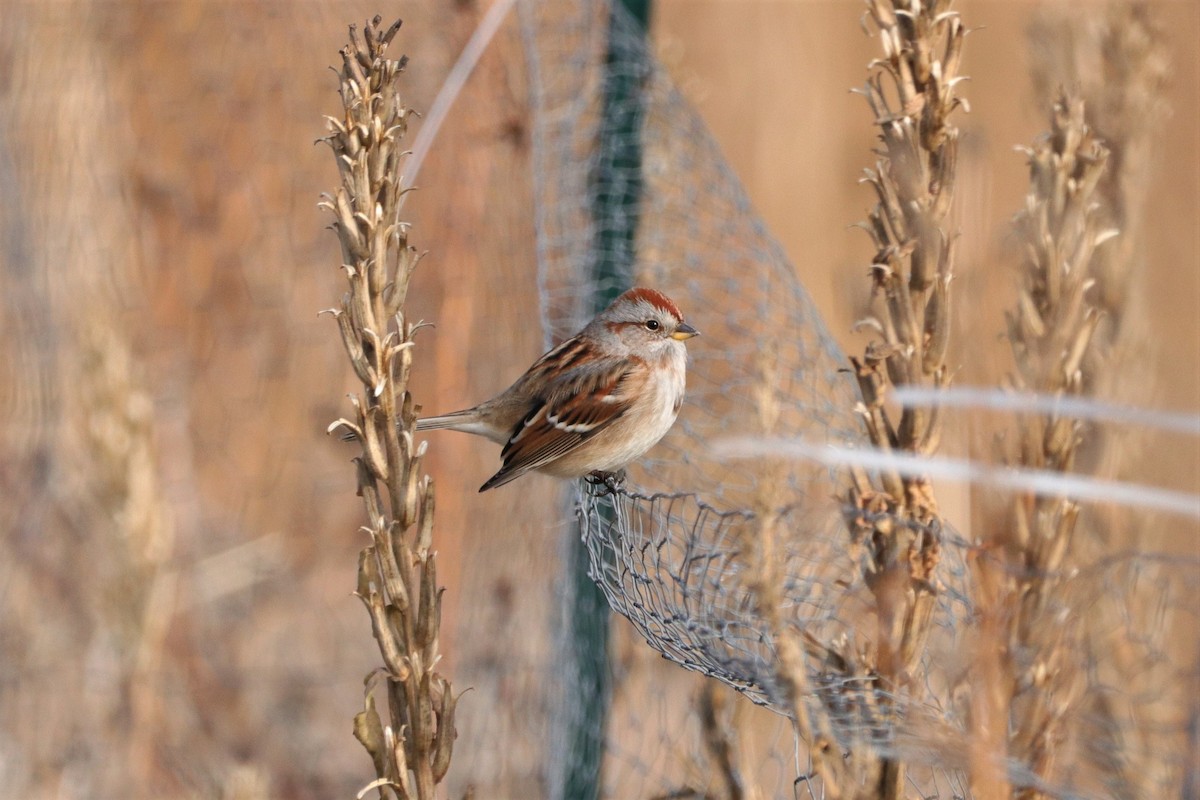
[418,287,699,492]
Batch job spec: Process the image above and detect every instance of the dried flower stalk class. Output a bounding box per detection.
[78,318,179,791]
[320,17,456,799]
[744,340,849,795]
[1029,2,1168,352]
[842,1,966,796]
[1028,6,1176,795]
[972,95,1110,799]
[696,684,745,800]
[755,492,848,798]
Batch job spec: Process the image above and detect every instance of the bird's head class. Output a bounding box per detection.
[596,287,699,358]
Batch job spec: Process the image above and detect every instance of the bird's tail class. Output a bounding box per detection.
[415,410,477,431]
[338,409,479,442]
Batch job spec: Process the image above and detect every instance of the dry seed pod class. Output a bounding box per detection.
[431,686,457,783]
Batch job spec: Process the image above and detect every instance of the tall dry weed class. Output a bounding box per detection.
[971,94,1111,799]
[828,1,965,796]
[320,17,458,799]
[1025,5,1184,797]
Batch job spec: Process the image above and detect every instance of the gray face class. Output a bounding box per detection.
[590,289,699,359]
[608,300,697,357]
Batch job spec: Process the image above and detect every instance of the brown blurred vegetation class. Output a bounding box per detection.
[0,1,1195,798]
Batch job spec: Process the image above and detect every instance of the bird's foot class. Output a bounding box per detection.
[585,469,627,494]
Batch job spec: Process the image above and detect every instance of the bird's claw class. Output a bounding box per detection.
[585,469,627,494]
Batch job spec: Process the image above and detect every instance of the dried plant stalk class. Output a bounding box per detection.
[747,341,849,795]
[696,683,745,800]
[755,485,848,798]
[1028,6,1177,796]
[320,17,456,799]
[840,1,967,796]
[971,95,1110,799]
[1029,2,1168,351]
[77,318,179,791]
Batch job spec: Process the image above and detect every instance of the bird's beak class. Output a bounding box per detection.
[671,322,699,341]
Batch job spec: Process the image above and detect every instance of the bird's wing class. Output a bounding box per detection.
[479,356,645,491]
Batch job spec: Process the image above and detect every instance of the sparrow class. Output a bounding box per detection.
[418,287,698,491]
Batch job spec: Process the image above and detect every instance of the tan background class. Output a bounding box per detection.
[0,1,1195,797]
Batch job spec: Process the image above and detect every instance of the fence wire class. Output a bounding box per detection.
[521,0,973,790]
[520,1,1198,798]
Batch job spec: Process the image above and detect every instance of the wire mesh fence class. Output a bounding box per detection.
[521,0,1199,797]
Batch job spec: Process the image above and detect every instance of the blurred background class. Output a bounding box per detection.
[1,1,1196,798]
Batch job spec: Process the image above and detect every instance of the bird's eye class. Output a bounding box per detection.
[644,319,661,331]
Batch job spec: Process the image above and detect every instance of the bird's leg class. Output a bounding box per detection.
[585,469,627,494]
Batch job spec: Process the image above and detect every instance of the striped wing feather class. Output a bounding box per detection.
[479,356,644,491]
